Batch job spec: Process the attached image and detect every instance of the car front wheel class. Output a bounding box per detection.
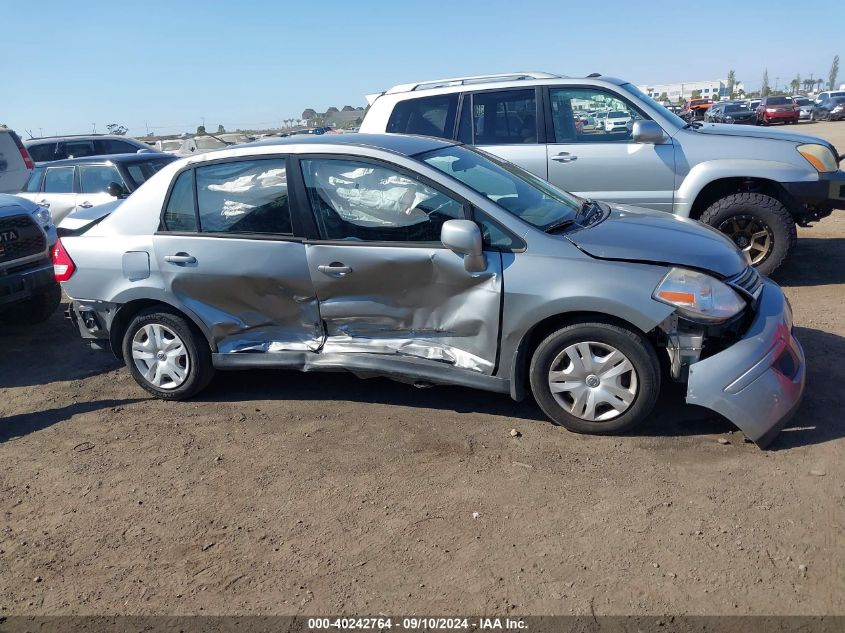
[700,192,796,276]
[529,322,661,435]
[122,309,214,399]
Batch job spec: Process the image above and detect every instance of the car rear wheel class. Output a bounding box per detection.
[122,309,214,399]
[700,192,795,276]
[529,322,661,435]
[0,284,61,325]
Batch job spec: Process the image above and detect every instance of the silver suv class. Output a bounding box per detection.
[58,135,804,447]
[360,72,845,275]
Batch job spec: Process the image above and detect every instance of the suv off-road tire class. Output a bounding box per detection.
[122,309,214,400]
[529,321,661,435]
[700,193,796,276]
[0,283,61,325]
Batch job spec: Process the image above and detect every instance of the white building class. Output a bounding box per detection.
[637,80,735,102]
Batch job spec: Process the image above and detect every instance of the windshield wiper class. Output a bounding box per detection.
[544,217,577,233]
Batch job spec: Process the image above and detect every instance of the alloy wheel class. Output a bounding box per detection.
[131,323,190,389]
[718,214,773,265]
[547,341,638,422]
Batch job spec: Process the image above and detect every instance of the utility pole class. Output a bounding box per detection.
[775,77,780,92]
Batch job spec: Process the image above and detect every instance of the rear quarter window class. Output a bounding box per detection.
[27,142,60,163]
[386,94,458,139]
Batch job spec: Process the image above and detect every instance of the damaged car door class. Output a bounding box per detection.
[298,156,502,375]
[153,157,323,353]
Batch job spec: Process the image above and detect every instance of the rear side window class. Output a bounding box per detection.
[64,141,96,158]
[161,170,197,232]
[27,143,60,163]
[470,89,537,145]
[387,94,458,139]
[25,168,45,192]
[43,166,75,193]
[195,159,291,234]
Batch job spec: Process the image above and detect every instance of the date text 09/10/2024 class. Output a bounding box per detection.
[307,617,528,630]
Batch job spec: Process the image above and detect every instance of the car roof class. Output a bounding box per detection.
[30,153,176,168]
[245,133,457,156]
[25,134,141,144]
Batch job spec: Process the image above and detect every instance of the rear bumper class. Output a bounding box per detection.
[686,280,805,448]
[0,258,56,307]
[762,112,799,121]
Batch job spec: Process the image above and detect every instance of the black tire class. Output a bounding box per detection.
[699,193,796,276]
[122,309,214,400]
[529,321,661,435]
[0,283,61,325]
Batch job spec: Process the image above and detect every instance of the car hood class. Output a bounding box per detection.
[566,205,747,278]
[690,122,813,144]
[57,199,122,232]
[0,193,40,215]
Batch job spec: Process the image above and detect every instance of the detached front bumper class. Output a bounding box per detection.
[686,280,805,448]
[782,169,845,214]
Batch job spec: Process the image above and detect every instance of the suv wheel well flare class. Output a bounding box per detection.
[690,177,789,220]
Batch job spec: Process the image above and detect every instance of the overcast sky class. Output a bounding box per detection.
[2,0,841,136]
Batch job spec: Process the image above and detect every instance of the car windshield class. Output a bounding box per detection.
[419,145,580,231]
[794,98,811,106]
[195,137,227,150]
[766,97,790,105]
[621,83,687,127]
[608,111,626,118]
[725,104,748,112]
[831,97,845,104]
[161,140,182,151]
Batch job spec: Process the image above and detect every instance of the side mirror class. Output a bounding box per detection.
[632,120,666,144]
[441,219,486,273]
[106,181,126,198]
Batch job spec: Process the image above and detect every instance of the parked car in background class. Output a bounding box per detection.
[58,133,804,447]
[604,110,632,132]
[810,96,845,122]
[24,135,154,163]
[0,126,34,193]
[18,153,177,224]
[755,96,799,125]
[155,139,186,153]
[0,194,60,324]
[705,101,756,124]
[679,98,713,121]
[814,90,845,106]
[361,71,845,275]
[749,99,761,111]
[792,97,814,120]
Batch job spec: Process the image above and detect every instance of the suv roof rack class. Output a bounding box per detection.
[366,72,563,104]
[27,133,108,141]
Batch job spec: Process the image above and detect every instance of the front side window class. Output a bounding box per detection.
[420,145,579,231]
[301,158,464,242]
[470,89,537,145]
[43,166,75,193]
[94,139,138,154]
[79,165,123,193]
[387,94,458,139]
[550,87,644,143]
[195,159,291,234]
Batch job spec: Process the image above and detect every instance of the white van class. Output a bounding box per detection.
[0,126,34,193]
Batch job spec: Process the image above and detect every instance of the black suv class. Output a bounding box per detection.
[24,134,154,164]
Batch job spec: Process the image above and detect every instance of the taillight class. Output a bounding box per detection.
[51,239,76,282]
[19,147,35,170]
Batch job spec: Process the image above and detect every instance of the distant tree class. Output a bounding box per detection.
[829,55,840,90]
[196,125,206,135]
[217,124,226,134]
[727,70,736,98]
[657,92,668,102]
[106,123,128,135]
[355,106,364,111]
[690,89,702,99]
[325,106,339,115]
[816,77,824,92]
[341,105,355,112]
[711,94,720,102]
[761,69,770,96]
[302,108,317,120]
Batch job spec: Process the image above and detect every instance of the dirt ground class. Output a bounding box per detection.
[1,122,844,617]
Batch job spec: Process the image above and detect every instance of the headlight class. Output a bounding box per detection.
[653,267,746,322]
[797,143,838,173]
[32,206,52,228]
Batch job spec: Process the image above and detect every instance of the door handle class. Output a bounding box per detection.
[38,200,50,208]
[164,253,197,264]
[552,152,578,163]
[79,202,93,209]
[317,263,352,277]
